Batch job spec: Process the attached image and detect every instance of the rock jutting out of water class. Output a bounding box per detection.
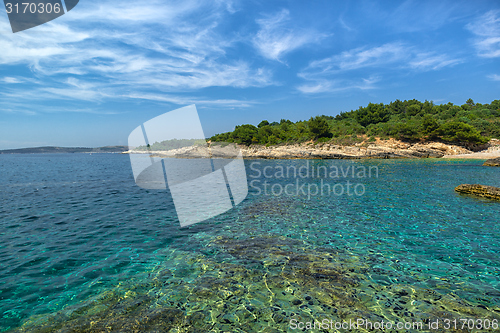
[483,157,500,166]
[455,184,500,201]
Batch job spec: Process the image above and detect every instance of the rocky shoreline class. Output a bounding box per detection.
[126,138,500,160]
[239,139,496,159]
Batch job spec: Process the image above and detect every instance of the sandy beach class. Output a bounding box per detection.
[442,141,500,159]
[442,151,500,159]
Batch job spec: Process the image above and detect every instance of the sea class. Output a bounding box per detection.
[0,153,499,332]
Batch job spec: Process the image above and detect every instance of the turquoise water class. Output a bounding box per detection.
[0,154,499,332]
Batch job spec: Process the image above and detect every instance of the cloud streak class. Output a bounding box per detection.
[0,0,274,111]
[0,77,23,84]
[305,43,407,73]
[488,74,500,81]
[466,10,500,58]
[253,9,327,62]
[409,53,464,70]
[298,42,462,93]
[297,76,380,94]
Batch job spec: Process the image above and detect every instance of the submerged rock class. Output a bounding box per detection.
[455,184,500,201]
[484,157,500,166]
[10,235,500,332]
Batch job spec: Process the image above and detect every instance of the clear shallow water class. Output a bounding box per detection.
[0,154,499,332]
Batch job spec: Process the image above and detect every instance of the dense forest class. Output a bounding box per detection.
[209,99,500,146]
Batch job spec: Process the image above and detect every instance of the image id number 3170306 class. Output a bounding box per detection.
[5,2,61,14]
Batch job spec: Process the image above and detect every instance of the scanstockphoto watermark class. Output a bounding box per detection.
[248,161,379,199]
[129,105,248,227]
[290,318,500,331]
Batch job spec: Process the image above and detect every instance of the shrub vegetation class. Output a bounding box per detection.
[209,99,499,146]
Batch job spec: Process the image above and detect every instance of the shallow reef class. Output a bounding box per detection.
[9,234,500,333]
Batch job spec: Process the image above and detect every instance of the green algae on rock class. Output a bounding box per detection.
[455,184,500,201]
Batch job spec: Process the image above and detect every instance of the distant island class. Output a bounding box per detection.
[0,146,129,154]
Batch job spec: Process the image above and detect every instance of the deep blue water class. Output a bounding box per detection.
[0,154,499,331]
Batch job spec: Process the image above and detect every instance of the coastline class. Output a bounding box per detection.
[125,138,500,160]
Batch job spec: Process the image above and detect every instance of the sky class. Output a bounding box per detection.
[0,0,499,149]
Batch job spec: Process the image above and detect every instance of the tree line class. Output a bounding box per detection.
[209,98,500,146]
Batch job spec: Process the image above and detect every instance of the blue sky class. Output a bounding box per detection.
[0,0,499,149]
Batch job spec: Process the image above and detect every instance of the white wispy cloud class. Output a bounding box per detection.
[0,20,90,65]
[0,77,23,83]
[466,10,500,58]
[253,9,327,62]
[298,42,462,93]
[41,87,111,102]
[297,76,380,94]
[488,74,500,81]
[409,53,464,70]
[126,93,254,108]
[0,0,274,112]
[305,43,407,74]
[338,15,354,32]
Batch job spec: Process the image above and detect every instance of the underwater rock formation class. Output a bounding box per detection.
[9,235,500,333]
